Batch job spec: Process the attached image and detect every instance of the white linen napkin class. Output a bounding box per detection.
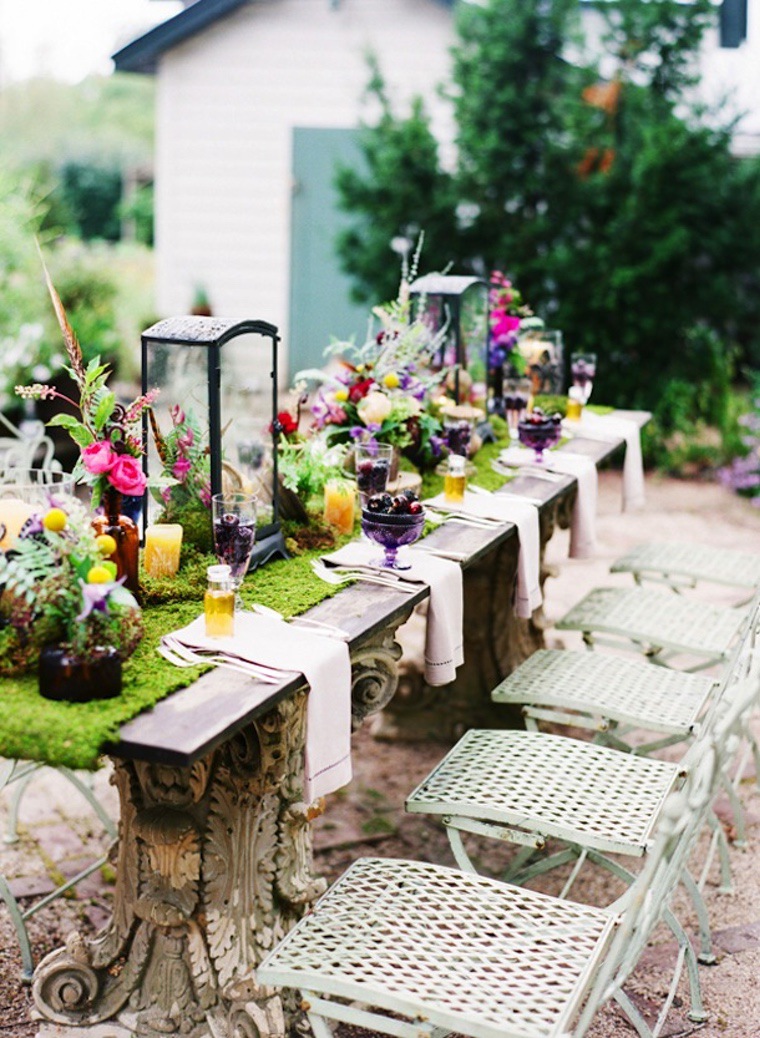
[425,490,541,618]
[569,412,645,511]
[160,612,352,803]
[322,540,464,686]
[499,446,598,560]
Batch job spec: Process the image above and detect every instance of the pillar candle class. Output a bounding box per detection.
[0,498,36,552]
[143,524,183,579]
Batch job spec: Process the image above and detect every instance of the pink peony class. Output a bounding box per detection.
[108,455,147,496]
[82,441,117,474]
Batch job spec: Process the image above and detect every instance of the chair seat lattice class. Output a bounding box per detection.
[258,857,617,1038]
[406,729,680,853]
[556,587,746,661]
[611,542,760,591]
[492,649,717,734]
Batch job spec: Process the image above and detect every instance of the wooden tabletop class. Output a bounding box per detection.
[107,411,649,767]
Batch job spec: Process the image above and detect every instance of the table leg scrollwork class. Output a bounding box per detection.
[33,694,321,1038]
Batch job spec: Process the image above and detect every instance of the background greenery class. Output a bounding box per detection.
[335,0,760,476]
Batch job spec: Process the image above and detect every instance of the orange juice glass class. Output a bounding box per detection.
[324,479,356,535]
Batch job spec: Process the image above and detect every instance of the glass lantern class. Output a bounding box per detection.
[408,274,488,406]
[515,324,565,396]
[141,315,288,568]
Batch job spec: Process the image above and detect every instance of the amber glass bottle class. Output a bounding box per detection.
[92,488,140,596]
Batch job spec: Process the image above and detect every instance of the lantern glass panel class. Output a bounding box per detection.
[141,317,287,567]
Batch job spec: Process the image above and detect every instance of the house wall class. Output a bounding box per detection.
[154,0,455,370]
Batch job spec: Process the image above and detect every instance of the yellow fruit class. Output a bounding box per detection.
[42,508,68,532]
[86,565,112,584]
[383,372,400,389]
[96,534,117,556]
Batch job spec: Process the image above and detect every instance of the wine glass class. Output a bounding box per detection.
[355,443,393,509]
[570,352,597,404]
[212,491,257,609]
[503,377,532,437]
[360,509,426,570]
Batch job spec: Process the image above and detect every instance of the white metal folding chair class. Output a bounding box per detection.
[258,667,756,1038]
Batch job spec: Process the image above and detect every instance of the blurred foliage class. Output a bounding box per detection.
[0,74,155,243]
[335,0,760,452]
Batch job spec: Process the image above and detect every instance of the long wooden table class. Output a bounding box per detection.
[31,416,647,1038]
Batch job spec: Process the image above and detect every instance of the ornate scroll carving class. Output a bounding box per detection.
[33,690,324,1038]
[350,628,404,728]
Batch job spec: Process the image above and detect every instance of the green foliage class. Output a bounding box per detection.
[59,162,122,241]
[335,57,459,304]
[335,0,760,431]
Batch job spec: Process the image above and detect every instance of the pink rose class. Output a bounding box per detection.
[108,455,147,496]
[82,441,117,474]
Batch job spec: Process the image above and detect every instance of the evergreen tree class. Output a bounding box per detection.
[335,58,459,304]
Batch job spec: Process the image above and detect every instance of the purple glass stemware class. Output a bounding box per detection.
[360,509,426,569]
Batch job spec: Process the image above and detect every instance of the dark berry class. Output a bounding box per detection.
[408,501,423,515]
[366,495,385,512]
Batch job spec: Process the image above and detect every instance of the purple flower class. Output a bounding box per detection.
[76,578,124,622]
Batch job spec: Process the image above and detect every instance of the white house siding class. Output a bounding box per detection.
[154,0,455,373]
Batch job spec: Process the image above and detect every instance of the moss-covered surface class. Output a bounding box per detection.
[1,408,617,771]
[0,547,347,771]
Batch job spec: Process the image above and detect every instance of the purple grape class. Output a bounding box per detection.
[213,516,256,579]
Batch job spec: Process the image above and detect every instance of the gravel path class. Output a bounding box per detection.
[1,471,759,1036]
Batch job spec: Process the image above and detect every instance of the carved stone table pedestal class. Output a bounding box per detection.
[32,623,408,1038]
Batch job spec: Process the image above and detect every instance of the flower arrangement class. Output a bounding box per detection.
[15,261,156,509]
[0,497,143,670]
[150,405,212,513]
[488,271,532,375]
[717,377,760,508]
[299,291,447,471]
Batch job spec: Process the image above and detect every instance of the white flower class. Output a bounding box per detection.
[357,390,393,426]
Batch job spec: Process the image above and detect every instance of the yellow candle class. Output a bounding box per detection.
[323,480,356,535]
[143,524,183,578]
[0,498,36,552]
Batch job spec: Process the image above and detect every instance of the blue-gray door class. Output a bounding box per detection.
[288,127,370,380]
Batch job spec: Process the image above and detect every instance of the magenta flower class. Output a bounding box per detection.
[108,455,147,496]
[82,441,117,475]
[173,456,192,480]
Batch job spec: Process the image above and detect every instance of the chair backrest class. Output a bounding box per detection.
[571,641,760,1037]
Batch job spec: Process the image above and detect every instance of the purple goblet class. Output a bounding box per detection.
[517,413,563,463]
[360,509,426,570]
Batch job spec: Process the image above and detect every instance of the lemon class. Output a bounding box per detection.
[86,565,113,584]
[96,533,118,557]
[42,508,68,532]
[383,372,400,389]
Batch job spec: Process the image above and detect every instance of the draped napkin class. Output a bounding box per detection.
[425,490,541,618]
[499,446,598,560]
[160,612,352,803]
[568,412,645,511]
[322,540,464,686]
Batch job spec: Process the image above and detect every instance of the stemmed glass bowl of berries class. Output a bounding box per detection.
[361,490,426,570]
[517,408,563,464]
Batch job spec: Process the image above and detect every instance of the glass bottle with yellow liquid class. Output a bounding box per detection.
[444,453,467,504]
[205,564,235,638]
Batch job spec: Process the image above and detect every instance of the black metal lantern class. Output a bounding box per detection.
[408,274,488,406]
[141,315,288,568]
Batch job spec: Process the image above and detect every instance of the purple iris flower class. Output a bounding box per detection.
[76,577,125,622]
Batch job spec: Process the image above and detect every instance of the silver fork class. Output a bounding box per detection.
[310,561,417,593]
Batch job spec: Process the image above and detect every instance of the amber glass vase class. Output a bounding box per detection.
[92,488,140,596]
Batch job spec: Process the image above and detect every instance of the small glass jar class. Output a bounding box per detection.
[566,385,584,422]
[444,453,467,504]
[205,563,235,638]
